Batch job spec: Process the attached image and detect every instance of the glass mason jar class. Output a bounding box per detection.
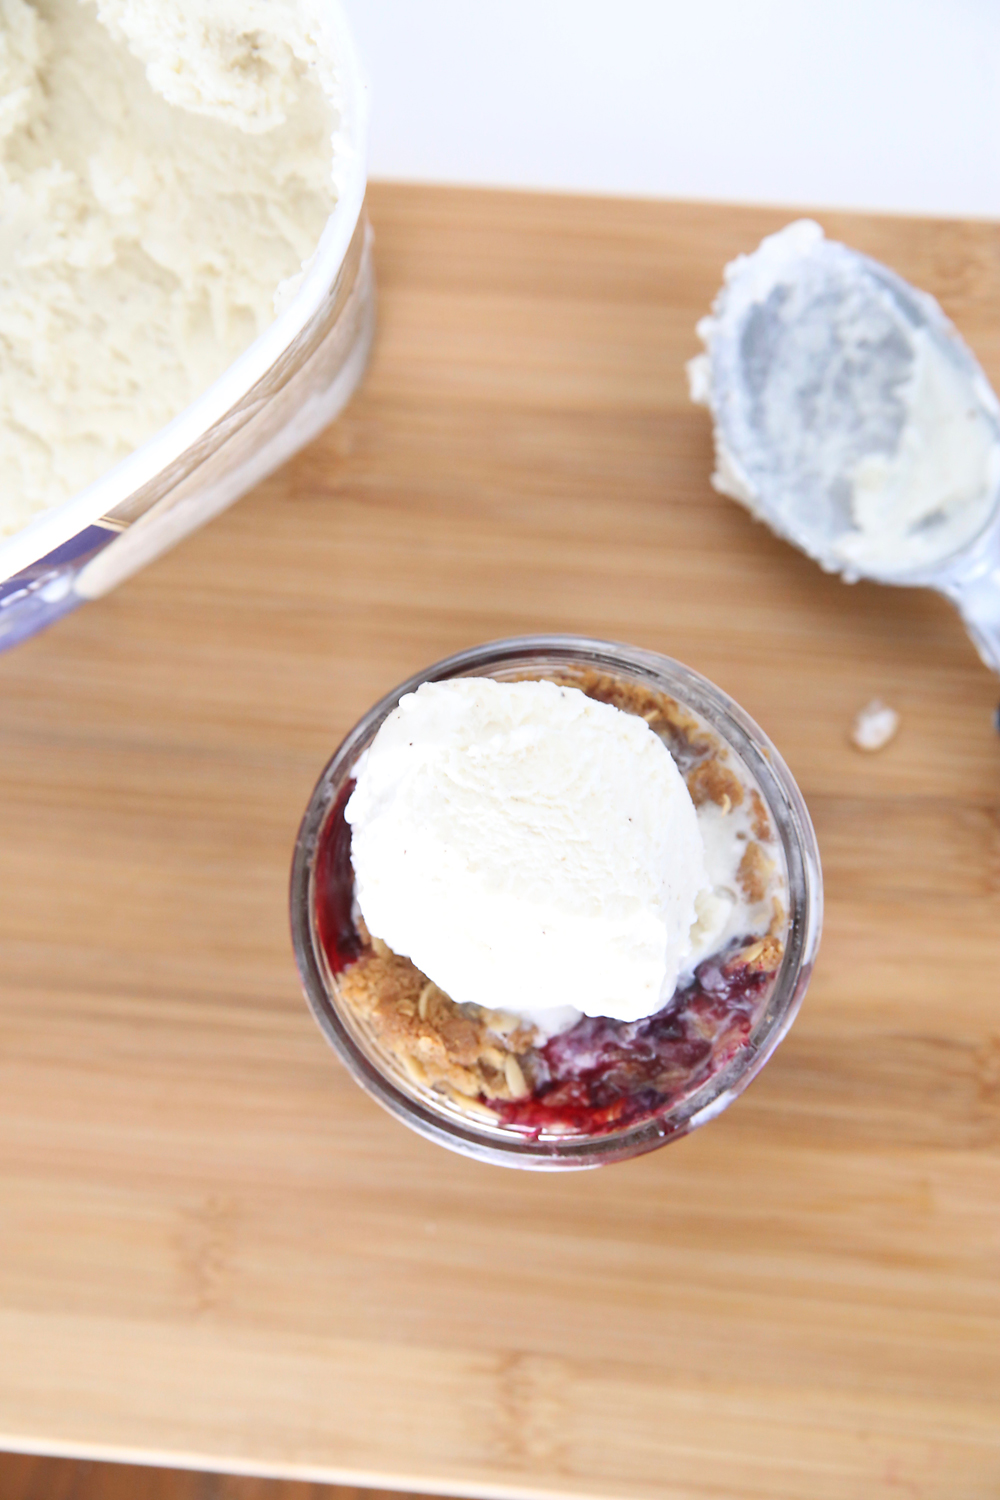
[0,1,371,651]
[290,636,823,1170]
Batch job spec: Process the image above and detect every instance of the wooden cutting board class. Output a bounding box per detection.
[1,184,999,1500]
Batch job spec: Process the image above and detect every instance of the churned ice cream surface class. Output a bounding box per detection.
[0,0,342,534]
[345,677,711,1028]
[88,0,341,132]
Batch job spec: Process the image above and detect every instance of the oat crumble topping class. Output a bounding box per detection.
[737,841,774,902]
[749,788,772,841]
[687,756,745,811]
[339,927,538,1107]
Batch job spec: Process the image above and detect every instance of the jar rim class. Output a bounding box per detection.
[290,635,823,1169]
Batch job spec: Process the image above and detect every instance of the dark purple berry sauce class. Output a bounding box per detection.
[314,787,777,1137]
[493,954,772,1135]
[314,779,363,975]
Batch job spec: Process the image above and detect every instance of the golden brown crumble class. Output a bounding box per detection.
[563,668,717,759]
[749,788,772,841]
[729,935,784,974]
[737,841,774,902]
[338,940,537,1105]
[687,756,745,811]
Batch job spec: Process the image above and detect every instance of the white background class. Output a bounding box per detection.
[342,0,1000,219]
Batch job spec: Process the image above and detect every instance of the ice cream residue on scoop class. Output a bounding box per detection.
[345,677,711,1029]
[688,220,1000,579]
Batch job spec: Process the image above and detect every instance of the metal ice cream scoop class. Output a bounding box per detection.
[689,220,1000,675]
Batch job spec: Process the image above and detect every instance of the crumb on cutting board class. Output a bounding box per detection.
[851,699,900,752]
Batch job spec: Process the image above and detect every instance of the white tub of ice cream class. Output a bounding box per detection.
[0,0,371,647]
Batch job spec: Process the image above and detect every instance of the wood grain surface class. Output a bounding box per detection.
[0,1451,427,1500]
[1,184,999,1500]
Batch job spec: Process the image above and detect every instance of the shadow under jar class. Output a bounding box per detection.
[290,636,822,1169]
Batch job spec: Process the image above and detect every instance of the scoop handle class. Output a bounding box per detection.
[944,558,1000,675]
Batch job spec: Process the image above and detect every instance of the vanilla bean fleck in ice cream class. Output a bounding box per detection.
[0,0,345,534]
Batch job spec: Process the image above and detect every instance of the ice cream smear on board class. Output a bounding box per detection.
[0,0,349,536]
[688,220,1000,579]
[344,677,774,1039]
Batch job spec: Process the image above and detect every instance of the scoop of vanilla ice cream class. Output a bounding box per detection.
[345,677,710,1025]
